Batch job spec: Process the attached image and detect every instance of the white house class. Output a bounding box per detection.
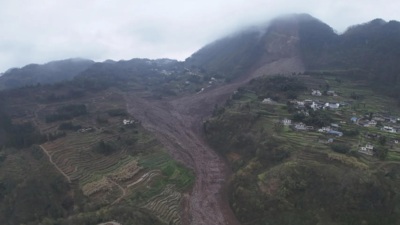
[369,120,377,127]
[294,123,307,131]
[358,144,374,156]
[327,90,337,96]
[123,119,134,125]
[282,118,292,126]
[311,89,322,96]
[318,126,331,133]
[382,126,397,133]
[262,98,275,104]
[325,102,340,109]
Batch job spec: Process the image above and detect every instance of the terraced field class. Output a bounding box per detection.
[41,131,132,184]
[142,184,183,225]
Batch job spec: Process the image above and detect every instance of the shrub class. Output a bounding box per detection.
[331,144,350,154]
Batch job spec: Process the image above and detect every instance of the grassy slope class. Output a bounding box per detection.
[205,73,400,225]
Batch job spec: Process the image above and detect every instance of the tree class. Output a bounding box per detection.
[376,147,388,160]
[379,136,387,146]
[273,122,283,133]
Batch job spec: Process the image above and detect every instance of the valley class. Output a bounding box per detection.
[1,13,400,225]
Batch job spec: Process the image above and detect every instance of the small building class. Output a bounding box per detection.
[358,120,376,127]
[304,99,313,105]
[123,119,135,125]
[79,127,93,133]
[311,89,322,96]
[394,140,399,144]
[318,126,331,133]
[358,144,374,156]
[325,102,340,109]
[381,126,397,133]
[327,90,337,96]
[340,121,346,124]
[306,126,314,130]
[351,117,358,123]
[262,98,276,104]
[294,123,307,131]
[331,123,340,128]
[328,138,334,143]
[328,130,343,137]
[282,118,291,126]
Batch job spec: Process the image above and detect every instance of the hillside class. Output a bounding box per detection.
[0,58,94,89]
[0,13,400,225]
[205,73,400,224]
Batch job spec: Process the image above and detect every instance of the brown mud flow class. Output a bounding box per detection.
[126,20,305,225]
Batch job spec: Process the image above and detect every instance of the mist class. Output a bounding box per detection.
[1,0,400,72]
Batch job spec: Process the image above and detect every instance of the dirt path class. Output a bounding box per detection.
[39,145,71,183]
[109,179,126,205]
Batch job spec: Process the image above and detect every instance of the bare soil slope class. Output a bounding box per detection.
[126,22,305,225]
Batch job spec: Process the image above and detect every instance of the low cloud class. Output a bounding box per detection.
[1,0,399,72]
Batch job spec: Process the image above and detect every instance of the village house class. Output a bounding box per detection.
[373,116,385,122]
[324,102,340,110]
[331,123,340,129]
[311,89,322,96]
[329,130,343,137]
[282,118,292,126]
[293,122,307,131]
[79,127,93,133]
[358,120,377,127]
[358,143,374,156]
[304,99,313,105]
[262,98,276,104]
[318,126,331,133]
[327,90,337,96]
[123,119,135,125]
[381,126,397,133]
[350,117,358,123]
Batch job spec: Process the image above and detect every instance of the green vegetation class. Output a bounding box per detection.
[107,108,128,117]
[46,104,87,123]
[58,122,82,131]
[205,73,400,224]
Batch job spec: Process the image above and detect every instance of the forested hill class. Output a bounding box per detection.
[0,58,94,89]
[186,14,400,93]
[299,17,400,81]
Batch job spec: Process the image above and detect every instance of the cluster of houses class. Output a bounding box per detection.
[291,99,344,111]
[281,118,343,136]
[311,89,337,97]
[351,116,400,133]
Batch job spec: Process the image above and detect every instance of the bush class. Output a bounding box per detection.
[58,122,82,131]
[107,109,128,117]
[92,140,116,155]
[331,144,350,154]
[46,104,87,123]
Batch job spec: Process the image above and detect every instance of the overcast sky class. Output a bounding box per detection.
[1,0,399,72]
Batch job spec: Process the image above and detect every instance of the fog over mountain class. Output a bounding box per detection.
[1,0,400,72]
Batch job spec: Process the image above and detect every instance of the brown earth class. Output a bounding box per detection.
[125,22,305,225]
